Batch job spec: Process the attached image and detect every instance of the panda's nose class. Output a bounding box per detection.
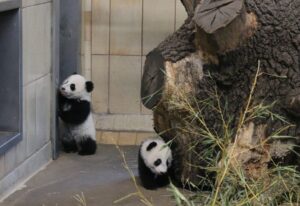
[61,87,65,91]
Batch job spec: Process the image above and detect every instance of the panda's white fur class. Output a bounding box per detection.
[60,75,91,101]
[140,138,172,174]
[138,137,173,189]
[67,114,95,150]
[58,74,97,155]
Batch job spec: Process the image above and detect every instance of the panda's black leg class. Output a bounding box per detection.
[62,138,78,153]
[78,137,97,155]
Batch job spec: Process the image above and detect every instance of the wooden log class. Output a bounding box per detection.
[153,51,210,188]
[141,0,300,187]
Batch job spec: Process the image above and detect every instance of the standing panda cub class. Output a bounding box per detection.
[138,138,173,190]
[58,74,97,156]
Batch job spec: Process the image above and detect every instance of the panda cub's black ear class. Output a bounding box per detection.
[86,81,94,92]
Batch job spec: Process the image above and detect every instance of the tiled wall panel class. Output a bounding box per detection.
[109,56,141,114]
[24,82,36,157]
[92,55,109,113]
[22,3,51,85]
[142,0,175,55]
[175,0,187,29]
[91,0,187,116]
[35,74,51,149]
[92,0,110,54]
[110,0,142,55]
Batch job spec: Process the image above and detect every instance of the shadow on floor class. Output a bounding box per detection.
[1,145,176,206]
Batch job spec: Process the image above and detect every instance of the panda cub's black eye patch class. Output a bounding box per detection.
[146,142,157,151]
[70,84,76,91]
[154,159,162,167]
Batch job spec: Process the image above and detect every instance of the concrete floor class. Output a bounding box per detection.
[1,145,176,206]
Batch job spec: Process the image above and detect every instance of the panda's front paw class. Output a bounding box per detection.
[63,103,72,111]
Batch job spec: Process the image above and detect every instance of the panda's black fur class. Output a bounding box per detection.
[58,74,97,156]
[138,138,173,190]
[58,92,91,125]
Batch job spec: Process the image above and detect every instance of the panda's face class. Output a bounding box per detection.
[60,74,94,100]
[141,138,172,175]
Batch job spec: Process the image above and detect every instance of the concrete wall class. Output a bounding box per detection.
[0,0,52,199]
[82,0,187,136]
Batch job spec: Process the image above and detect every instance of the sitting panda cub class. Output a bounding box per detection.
[138,138,173,190]
[58,74,97,156]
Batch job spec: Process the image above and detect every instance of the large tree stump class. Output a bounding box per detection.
[141,0,300,188]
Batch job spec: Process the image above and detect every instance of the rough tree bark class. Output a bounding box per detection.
[141,0,300,188]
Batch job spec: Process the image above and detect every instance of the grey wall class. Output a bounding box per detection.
[51,0,60,160]
[59,0,81,82]
[0,5,22,154]
[0,0,53,199]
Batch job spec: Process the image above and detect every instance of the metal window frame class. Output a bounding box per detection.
[0,0,22,155]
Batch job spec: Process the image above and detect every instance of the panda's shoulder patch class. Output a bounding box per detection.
[146,141,157,151]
